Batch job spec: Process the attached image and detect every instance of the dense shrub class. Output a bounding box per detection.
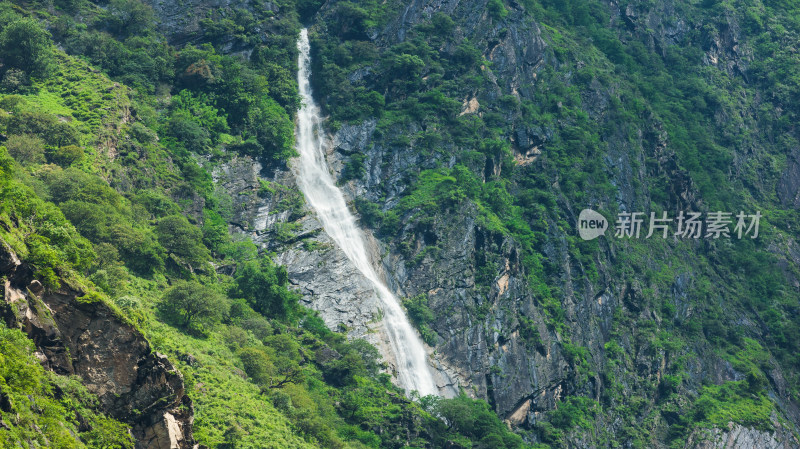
[105,0,156,38]
[232,256,300,320]
[0,18,55,79]
[3,110,80,147]
[487,0,509,20]
[402,294,437,345]
[155,215,211,270]
[45,145,84,167]
[421,394,527,449]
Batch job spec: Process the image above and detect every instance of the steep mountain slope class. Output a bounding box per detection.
[1,0,800,448]
[246,0,800,447]
[0,0,527,448]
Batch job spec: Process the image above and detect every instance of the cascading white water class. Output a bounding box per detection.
[293,28,439,397]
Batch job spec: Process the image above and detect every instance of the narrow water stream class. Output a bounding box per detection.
[293,28,438,396]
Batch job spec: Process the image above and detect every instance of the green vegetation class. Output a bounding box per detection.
[231,256,300,320]
[402,294,437,345]
[1,0,799,446]
[421,394,527,449]
[158,281,228,332]
[487,0,509,21]
[0,17,55,79]
[664,379,775,447]
[535,397,598,446]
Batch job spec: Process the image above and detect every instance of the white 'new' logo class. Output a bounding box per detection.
[578,209,608,240]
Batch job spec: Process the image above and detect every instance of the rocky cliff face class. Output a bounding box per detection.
[212,154,462,393]
[209,0,800,446]
[0,241,195,449]
[687,420,800,449]
[214,129,571,419]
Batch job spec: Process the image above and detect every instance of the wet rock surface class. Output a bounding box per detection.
[778,148,800,209]
[213,156,417,388]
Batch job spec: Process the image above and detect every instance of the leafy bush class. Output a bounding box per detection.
[402,294,437,345]
[245,97,296,161]
[3,110,79,147]
[202,209,229,252]
[238,346,277,386]
[0,68,29,93]
[548,396,597,430]
[45,145,84,167]
[421,394,527,449]
[0,152,96,278]
[331,2,373,39]
[487,0,509,20]
[105,0,156,38]
[341,153,367,181]
[129,190,182,219]
[166,111,211,154]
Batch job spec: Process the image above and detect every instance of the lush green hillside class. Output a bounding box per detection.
[1,0,800,447]
[0,1,527,448]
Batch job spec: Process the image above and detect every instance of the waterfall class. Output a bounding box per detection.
[293,28,439,397]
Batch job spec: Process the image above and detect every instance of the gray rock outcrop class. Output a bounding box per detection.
[687,421,800,449]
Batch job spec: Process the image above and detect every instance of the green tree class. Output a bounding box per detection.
[487,0,509,20]
[158,281,227,330]
[402,294,437,345]
[422,393,525,448]
[238,347,276,385]
[88,243,129,296]
[170,90,229,142]
[202,209,229,252]
[5,134,45,165]
[263,334,304,388]
[219,424,246,449]
[0,68,28,92]
[130,190,181,219]
[332,2,372,39]
[3,110,79,147]
[106,0,156,37]
[247,98,296,161]
[0,18,55,78]
[232,256,300,320]
[108,224,165,274]
[166,111,211,153]
[155,215,211,270]
[46,145,84,167]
